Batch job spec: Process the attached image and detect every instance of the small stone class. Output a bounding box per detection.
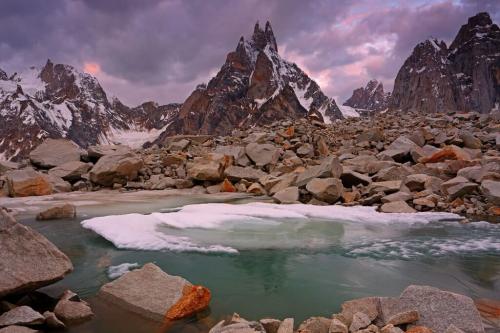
[380,201,416,213]
[43,311,65,329]
[349,312,371,332]
[387,310,419,326]
[220,178,236,192]
[329,318,348,333]
[247,183,266,195]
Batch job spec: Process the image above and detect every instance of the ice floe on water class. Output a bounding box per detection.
[107,262,139,279]
[81,203,500,258]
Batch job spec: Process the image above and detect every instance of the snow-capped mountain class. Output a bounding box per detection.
[0,60,180,160]
[154,21,342,143]
[343,79,390,113]
[390,12,499,114]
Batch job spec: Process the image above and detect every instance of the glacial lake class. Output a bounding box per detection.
[16,193,500,333]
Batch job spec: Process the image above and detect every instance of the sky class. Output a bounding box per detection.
[0,0,499,106]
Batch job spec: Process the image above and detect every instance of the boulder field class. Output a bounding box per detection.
[1,109,498,220]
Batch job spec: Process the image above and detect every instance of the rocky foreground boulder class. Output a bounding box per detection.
[98,263,210,321]
[28,139,83,169]
[210,285,487,333]
[0,209,73,297]
[4,170,52,197]
[89,152,143,186]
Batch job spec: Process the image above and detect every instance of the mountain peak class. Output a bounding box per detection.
[251,20,278,52]
[0,68,7,80]
[449,11,499,50]
[467,12,492,27]
[344,79,389,112]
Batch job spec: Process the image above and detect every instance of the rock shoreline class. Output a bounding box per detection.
[0,110,499,222]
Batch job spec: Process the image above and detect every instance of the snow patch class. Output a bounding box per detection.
[81,203,462,254]
[107,263,139,279]
[338,105,360,118]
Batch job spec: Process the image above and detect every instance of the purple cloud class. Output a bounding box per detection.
[0,0,498,105]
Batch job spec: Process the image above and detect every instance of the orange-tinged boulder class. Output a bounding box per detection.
[5,169,52,197]
[221,178,236,192]
[165,285,211,320]
[419,145,471,164]
[475,298,500,327]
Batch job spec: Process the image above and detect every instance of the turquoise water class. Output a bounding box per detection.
[20,196,500,333]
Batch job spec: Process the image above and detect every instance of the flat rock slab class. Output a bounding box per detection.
[0,209,73,298]
[380,285,484,333]
[0,306,44,326]
[29,139,82,168]
[98,263,210,322]
[0,326,40,333]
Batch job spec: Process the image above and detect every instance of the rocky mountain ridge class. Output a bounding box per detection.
[390,12,500,114]
[153,21,343,145]
[0,60,180,161]
[343,79,390,113]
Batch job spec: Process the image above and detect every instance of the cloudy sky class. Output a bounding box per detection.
[1,0,499,106]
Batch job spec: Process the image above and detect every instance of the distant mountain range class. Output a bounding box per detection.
[1,12,499,160]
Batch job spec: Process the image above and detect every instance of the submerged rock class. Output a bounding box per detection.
[36,203,76,221]
[98,263,210,321]
[0,209,73,297]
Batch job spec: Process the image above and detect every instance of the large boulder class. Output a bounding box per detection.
[5,169,52,197]
[0,209,73,297]
[29,139,82,168]
[0,306,44,327]
[378,136,421,162]
[89,153,143,186]
[224,166,267,183]
[98,263,210,321]
[306,178,344,204]
[379,285,484,333]
[187,155,226,181]
[380,201,417,213]
[272,187,299,204]
[48,161,92,182]
[245,143,281,167]
[295,156,343,187]
[87,145,132,159]
[481,180,500,205]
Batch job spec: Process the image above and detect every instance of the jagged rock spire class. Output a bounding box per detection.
[450,12,497,50]
[0,68,7,80]
[251,20,278,52]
